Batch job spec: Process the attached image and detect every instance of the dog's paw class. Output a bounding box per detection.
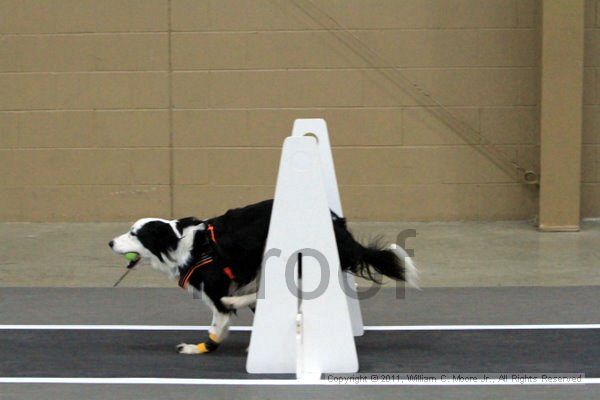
[176,343,202,355]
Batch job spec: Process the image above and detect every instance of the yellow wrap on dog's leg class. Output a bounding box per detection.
[197,333,221,353]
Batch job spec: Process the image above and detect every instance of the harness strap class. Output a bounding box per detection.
[207,224,236,281]
[178,257,213,289]
[223,266,235,280]
[177,223,236,289]
[207,224,217,243]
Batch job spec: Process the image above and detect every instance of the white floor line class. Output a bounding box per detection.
[0,377,598,386]
[2,324,598,387]
[1,324,599,331]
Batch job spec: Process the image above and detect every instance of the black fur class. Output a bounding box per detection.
[175,217,203,235]
[175,199,409,313]
[136,221,180,262]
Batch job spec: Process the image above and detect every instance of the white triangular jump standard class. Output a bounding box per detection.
[291,119,364,337]
[246,121,359,377]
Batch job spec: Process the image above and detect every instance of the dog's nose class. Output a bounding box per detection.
[108,240,114,248]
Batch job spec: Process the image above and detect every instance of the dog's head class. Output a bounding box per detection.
[109,217,203,270]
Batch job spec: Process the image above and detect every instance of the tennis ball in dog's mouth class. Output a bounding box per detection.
[124,252,140,262]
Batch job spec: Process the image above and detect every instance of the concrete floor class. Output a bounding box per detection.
[2,384,597,400]
[5,287,600,326]
[1,220,599,288]
[2,286,599,400]
[2,219,599,400]
[5,287,599,378]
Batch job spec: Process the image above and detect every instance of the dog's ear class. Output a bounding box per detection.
[175,217,203,235]
[136,221,180,262]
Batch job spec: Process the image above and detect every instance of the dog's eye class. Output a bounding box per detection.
[130,231,137,237]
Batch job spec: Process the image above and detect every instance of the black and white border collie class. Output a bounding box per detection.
[109,199,418,354]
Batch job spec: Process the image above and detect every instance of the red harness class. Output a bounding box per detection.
[178,224,235,289]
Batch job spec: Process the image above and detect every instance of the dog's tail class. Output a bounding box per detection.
[350,243,420,289]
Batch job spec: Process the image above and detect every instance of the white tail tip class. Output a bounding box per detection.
[389,243,421,290]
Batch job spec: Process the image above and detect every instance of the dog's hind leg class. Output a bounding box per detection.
[209,311,231,342]
[221,293,257,310]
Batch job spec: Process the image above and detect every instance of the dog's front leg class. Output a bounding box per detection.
[177,311,231,355]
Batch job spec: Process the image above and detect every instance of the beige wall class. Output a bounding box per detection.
[584,0,600,218]
[0,0,593,222]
